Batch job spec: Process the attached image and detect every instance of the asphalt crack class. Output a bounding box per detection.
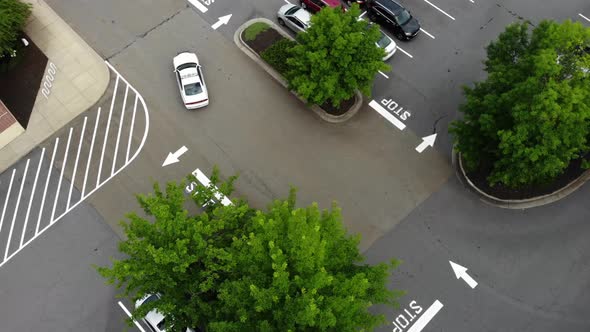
[106,6,187,60]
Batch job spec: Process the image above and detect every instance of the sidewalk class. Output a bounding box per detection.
[0,0,109,173]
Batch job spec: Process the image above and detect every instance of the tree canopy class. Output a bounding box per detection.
[450,20,590,187]
[98,169,403,332]
[286,5,389,107]
[0,0,31,56]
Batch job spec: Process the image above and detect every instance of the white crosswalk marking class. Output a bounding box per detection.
[0,61,150,269]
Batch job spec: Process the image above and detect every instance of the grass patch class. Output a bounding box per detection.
[244,22,270,41]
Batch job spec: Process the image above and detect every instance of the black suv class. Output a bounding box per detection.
[366,0,420,40]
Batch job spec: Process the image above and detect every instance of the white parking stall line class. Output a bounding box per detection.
[51,127,73,223]
[579,13,590,23]
[284,0,292,4]
[4,159,29,260]
[36,137,59,235]
[97,75,119,187]
[0,61,150,270]
[420,28,435,39]
[378,70,390,79]
[0,170,16,239]
[117,301,147,332]
[21,148,45,247]
[82,107,101,198]
[112,85,129,175]
[369,100,406,130]
[422,0,455,20]
[359,11,367,18]
[126,97,138,163]
[396,46,413,58]
[67,117,87,209]
[188,0,208,13]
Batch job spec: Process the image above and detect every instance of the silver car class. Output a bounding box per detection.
[277,4,312,34]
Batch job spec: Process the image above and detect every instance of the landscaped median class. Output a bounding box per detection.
[234,17,365,123]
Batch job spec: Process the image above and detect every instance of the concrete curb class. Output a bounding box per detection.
[233,18,362,124]
[452,147,590,209]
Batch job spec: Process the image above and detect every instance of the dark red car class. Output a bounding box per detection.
[300,0,345,13]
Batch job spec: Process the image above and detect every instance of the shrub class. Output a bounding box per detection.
[261,38,296,75]
[0,0,32,56]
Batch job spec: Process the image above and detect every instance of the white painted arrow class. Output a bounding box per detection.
[212,14,232,30]
[449,261,478,289]
[415,133,437,153]
[162,146,188,167]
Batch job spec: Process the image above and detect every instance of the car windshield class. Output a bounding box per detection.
[157,318,166,331]
[377,31,392,48]
[142,294,159,305]
[395,9,411,25]
[177,62,197,71]
[285,6,299,16]
[184,82,203,96]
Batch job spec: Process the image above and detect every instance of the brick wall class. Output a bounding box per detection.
[0,99,17,133]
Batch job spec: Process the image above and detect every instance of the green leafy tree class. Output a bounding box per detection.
[287,5,389,107]
[450,20,590,187]
[0,0,32,56]
[98,169,403,332]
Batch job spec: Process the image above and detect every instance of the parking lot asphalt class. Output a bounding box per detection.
[3,0,588,330]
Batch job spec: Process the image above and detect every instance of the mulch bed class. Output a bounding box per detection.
[243,26,356,116]
[244,28,284,54]
[0,33,48,129]
[463,152,590,200]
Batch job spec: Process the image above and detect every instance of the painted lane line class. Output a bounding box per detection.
[407,300,444,332]
[97,75,119,187]
[51,128,73,223]
[378,70,389,79]
[188,0,208,13]
[369,100,406,130]
[126,96,138,163]
[67,117,87,209]
[469,0,474,3]
[0,170,16,236]
[112,85,129,175]
[5,159,30,260]
[117,301,146,332]
[194,168,233,206]
[359,11,367,18]
[21,148,45,247]
[422,0,455,20]
[284,0,292,3]
[82,107,101,198]
[420,28,435,39]
[396,46,413,58]
[579,13,590,23]
[36,137,59,235]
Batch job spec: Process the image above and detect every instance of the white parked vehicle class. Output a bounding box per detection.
[173,52,209,109]
[135,294,197,332]
[277,4,312,34]
[375,25,397,60]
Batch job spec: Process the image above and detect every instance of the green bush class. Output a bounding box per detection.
[0,0,32,56]
[243,22,270,41]
[261,38,296,75]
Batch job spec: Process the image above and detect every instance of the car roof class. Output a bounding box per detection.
[374,0,404,14]
[145,309,166,331]
[322,0,342,7]
[293,8,312,24]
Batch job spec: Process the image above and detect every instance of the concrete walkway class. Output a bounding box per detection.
[0,0,109,173]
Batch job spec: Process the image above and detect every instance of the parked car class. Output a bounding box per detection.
[300,0,345,13]
[374,25,397,60]
[344,0,366,8]
[172,52,209,109]
[366,0,420,40]
[278,4,312,34]
[135,294,198,332]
